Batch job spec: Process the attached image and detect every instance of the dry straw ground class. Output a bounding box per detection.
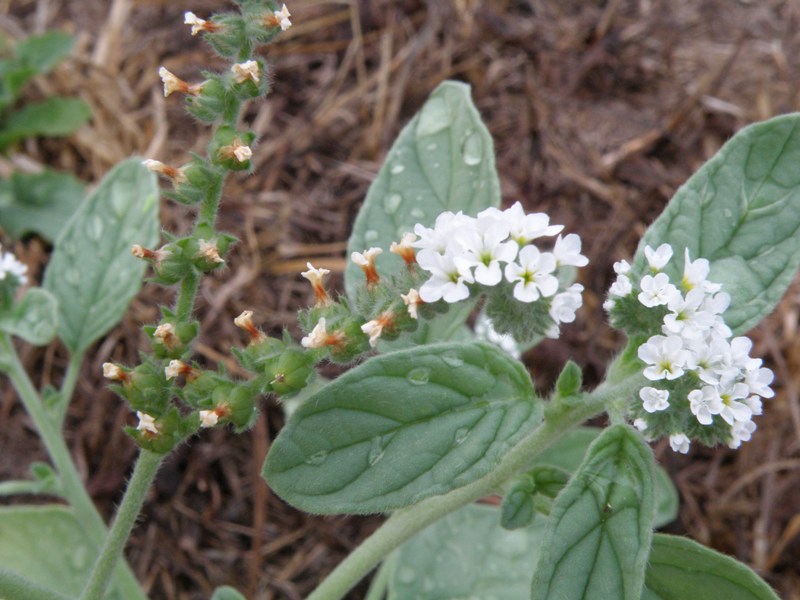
[1,0,800,598]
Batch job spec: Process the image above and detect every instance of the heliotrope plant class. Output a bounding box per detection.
[0,1,795,599]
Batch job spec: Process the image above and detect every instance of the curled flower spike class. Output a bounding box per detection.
[301,262,332,307]
[231,60,260,84]
[165,359,200,382]
[158,67,202,97]
[184,11,219,35]
[142,159,186,184]
[234,310,266,344]
[401,288,422,319]
[265,3,291,31]
[153,323,180,350]
[301,317,344,349]
[198,239,224,265]
[199,410,219,428]
[102,362,130,384]
[136,411,159,435]
[390,233,418,267]
[361,311,395,348]
[351,247,383,287]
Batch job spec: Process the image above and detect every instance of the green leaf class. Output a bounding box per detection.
[0,170,85,241]
[386,503,547,599]
[15,32,75,74]
[263,341,541,514]
[0,61,37,108]
[530,424,655,600]
[644,534,779,599]
[0,97,91,149]
[210,586,248,600]
[555,360,583,397]
[0,505,128,598]
[0,287,58,345]
[534,427,678,528]
[44,159,160,354]
[345,80,500,297]
[633,114,800,334]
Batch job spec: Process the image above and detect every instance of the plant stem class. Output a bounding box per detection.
[363,560,390,600]
[0,334,147,600]
[306,374,645,600]
[79,450,163,600]
[55,350,83,427]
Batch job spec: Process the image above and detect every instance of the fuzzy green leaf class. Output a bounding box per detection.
[633,114,800,334]
[43,159,160,354]
[0,505,128,599]
[0,97,91,149]
[263,342,540,514]
[15,32,75,74]
[0,170,85,241]
[386,503,547,599]
[345,80,500,297]
[533,427,678,528]
[530,424,655,600]
[643,534,779,599]
[0,287,58,345]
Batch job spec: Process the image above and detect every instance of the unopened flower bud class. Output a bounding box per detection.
[351,247,383,287]
[390,233,417,267]
[102,362,130,384]
[198,409,219,428]
[136,411,159,435]
[265,4,291,31]
[142,159,186,183]
[197,239,224,265]
[165,359,200,382]
[231,60,260,84]
[234,310,266,344]
[158,66,202,97]
[361,311,395,348]
[301,262,332,307]
[401,288,422,319]
[184,11,219,35]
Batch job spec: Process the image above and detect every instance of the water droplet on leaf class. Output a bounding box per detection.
[441,351,464,367]
[410,208,425,219]
[454,427,470,446]
[397,566,416,584]
[305,450,328,466]
[391,164,405,174]
[364,229,379,242]
[461,132,484,166]
[407,367,430,385]
[86,215,104,242]
[416,96,451,137]
[384,193,403,214]
[64,268,81,287]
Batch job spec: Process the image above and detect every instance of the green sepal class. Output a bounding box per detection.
[117,358,172,416]
[208,126,256,171]
[126,405,197,454]
[554,360,583,398]
[185,73,239,124]
[484,283,555,343]
[165,156,224,206]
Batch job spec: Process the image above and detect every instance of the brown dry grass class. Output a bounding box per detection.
[1,0,800,598]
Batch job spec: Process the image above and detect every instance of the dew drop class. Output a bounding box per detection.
[407,367,430,385]
[391,164,405,174]
[64,268,81,287]
[723,208,733,218]
[426,142,438,151]
[441,351,464,368]
[367,436,385,466]
[454,427,470,446]
[410,208,425,219]
[384,193,403,214]
[364,229,379,242]
[305,450,328,466]
[86,215,105,242]
[397,566,416,584]
[416,96,451,138]
[109,190,128,218]
[461,132,484,166]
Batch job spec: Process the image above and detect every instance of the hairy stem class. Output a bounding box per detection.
[55,351,83,427]
[306,373,645,600]
[79,450,163,600]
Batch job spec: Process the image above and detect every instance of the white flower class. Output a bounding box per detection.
[492,202,563,245]
[273,4,292,30]
[136,411,159,435]
[361,319,383,347]
[455,218,517,286]
[401,288,422,319]
[550,283,583,324]
[718,379,753,425]
[165,360,185,380]
[613,260,631,275]
[184,11,211,35]
[609,274,632,297]
[744,395,763,416]
[644,243,673,271]
[669,433,691,454]
[504,246,558,302]
[233,144,253,162]
[637,335,688,380]
[662,288,715,339]
[638,272,679,307]
[199,410,219,428]
[744,366,774,398]
[301,262,329,287]
[102,362,125,381]
[688,386,723,425]
[552,234,588,267]
[417,249,474,303]
[301,318,329,349]
[0,247,28,285]
[390,232,418,264]
[728,420,756,449]
[351,247,383,267]
[633,418,648,432]
[640,386,670,413]
[154,322,180,350]
[682,249,720,293]
[414,211,473,255]
[158,66,189,97]
[198,239,224,264]
[231,60,260,84]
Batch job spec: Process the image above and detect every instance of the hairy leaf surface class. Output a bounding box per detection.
[263,342,540,514]
[0,287,58,346]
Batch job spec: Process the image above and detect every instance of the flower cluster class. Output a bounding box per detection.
[0,245,28,303]
[413,202,587,340]
[606,244,774,452]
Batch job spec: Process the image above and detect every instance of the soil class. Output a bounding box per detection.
[1,0,799,598]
